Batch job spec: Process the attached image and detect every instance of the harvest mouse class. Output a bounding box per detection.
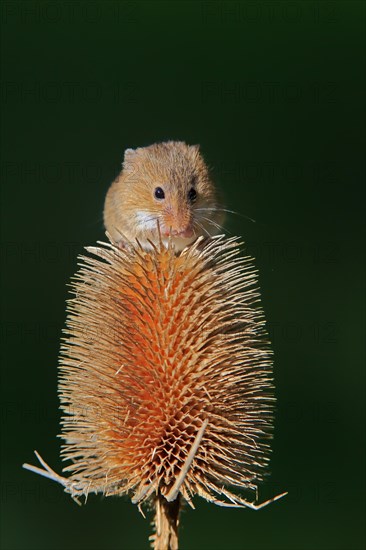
[103,141,225,251]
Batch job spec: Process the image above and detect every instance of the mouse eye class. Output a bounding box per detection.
[188,188,197,203]
[154,187,165,200]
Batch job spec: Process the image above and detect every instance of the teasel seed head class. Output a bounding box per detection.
[24,235,286,548]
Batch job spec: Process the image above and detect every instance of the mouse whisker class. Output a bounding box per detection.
[198,216,229,235]
[142,215,160,224]
[193,220,212,238]
[195,208,256,224]
[135,213,162,233]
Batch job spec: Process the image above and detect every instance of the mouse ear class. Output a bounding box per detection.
[189,144,201,157]
[122,148,138,169]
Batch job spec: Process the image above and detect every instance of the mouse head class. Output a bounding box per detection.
[117,141,224,250]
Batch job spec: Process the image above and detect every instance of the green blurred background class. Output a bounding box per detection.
[1,1,365,549]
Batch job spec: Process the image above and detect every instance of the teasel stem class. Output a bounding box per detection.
[150,493,181,550]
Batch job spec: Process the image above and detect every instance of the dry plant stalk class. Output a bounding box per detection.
[23,235,286,549]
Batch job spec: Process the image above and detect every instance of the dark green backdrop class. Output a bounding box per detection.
[1,1,365,549]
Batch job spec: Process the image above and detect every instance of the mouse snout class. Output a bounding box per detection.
[161,208,194,239]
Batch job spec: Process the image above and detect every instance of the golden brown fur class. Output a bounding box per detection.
[104,141,224,251]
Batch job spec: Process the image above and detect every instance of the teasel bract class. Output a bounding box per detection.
[24,235,286,549]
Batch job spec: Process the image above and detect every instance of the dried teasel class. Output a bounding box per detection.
[24,235,286,549]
